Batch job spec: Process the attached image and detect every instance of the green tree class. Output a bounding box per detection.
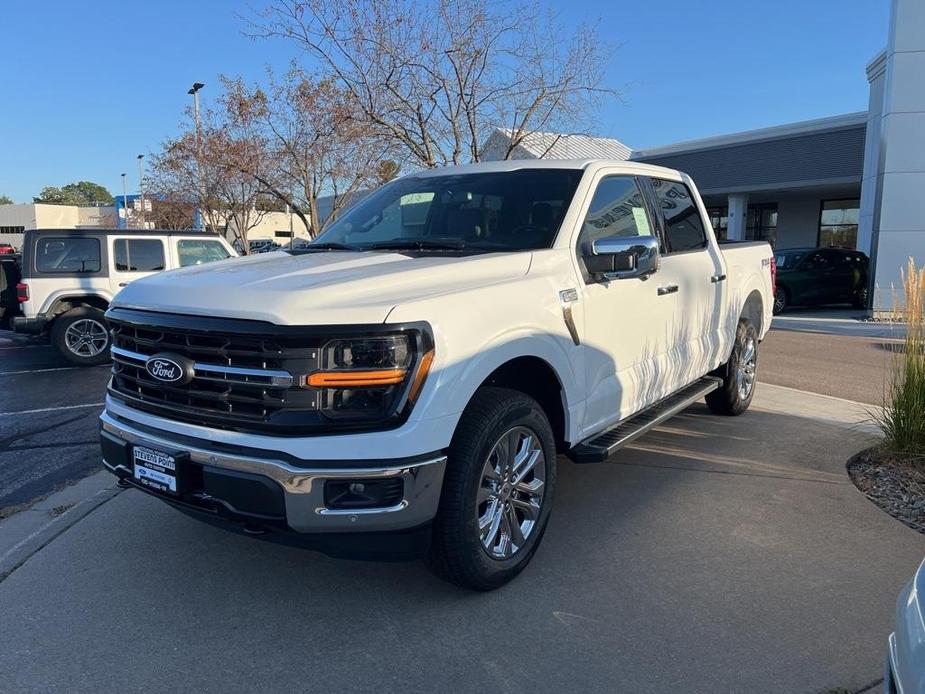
[34,181,114,206]
[0,194,13,205]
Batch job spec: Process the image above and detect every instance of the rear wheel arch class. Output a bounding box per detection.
[46,294,110,322]
[741,289,765,334]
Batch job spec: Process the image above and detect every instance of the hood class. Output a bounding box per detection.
[112,250,532,325]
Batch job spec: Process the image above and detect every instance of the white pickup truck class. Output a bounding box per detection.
[99,160,774,590]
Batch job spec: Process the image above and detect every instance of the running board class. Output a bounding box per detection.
[568,376,722,463]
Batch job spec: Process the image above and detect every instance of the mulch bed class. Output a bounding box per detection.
[848,446,925,534]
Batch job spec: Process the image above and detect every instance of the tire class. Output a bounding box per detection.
[852,286,870,310]
[427,386,557,590]
[50,307,111,366]
[772,286,788,315]
[706,319,758,416]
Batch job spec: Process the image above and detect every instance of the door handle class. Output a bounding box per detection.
[657,284,679,296]
[118,282,128,287]
[710,273,726,283]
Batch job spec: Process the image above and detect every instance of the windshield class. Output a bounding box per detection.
[298,169,583,254]
[775,251,807,270]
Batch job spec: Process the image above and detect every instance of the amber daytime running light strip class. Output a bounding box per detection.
[302,348,436,398]
[304,369,408,388]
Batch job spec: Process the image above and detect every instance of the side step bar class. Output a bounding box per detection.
[568,376,722,463]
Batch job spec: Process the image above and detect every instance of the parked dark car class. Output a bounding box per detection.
[772,247,869,314]
[0,254,22,328]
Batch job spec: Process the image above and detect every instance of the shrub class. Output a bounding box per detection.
[874,259,925,457]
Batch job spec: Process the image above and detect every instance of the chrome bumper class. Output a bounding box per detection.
[100,411,447,533]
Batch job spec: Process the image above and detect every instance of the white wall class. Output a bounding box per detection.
[867,0,925,311]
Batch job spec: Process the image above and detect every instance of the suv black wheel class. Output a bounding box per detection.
[852,285,870,310]
[51,307,111,366]
[428,386,556,590]
[772,287,788,315]
[706,319,759,416]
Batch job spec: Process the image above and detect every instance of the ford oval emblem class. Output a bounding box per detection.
[144,354,192,384]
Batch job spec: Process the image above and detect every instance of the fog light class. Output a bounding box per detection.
[324,478,403,510]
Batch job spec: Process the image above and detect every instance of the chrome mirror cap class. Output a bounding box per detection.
[588,235,660,280]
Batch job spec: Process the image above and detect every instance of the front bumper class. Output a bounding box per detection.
[100,410,447,540]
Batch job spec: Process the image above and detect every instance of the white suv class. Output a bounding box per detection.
[14,229,236,365]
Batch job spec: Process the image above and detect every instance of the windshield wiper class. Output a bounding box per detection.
[367,239,466,251]
[290,241,361,253]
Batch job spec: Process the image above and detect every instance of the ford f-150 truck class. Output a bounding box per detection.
[99,160,773,590]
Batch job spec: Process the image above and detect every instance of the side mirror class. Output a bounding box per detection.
[584,236,660,280]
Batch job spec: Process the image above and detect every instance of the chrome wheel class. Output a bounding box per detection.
[477,426,545,560]
[737,336,757,400]
[64,318,109,357]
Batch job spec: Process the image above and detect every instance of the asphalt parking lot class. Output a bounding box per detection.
[1,325,922,692]
[0,331,109,513]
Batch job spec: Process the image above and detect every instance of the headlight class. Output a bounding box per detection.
[303,332,433,422]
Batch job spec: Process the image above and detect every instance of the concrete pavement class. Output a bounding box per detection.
[0,383,918,693]
[760,329,896,406]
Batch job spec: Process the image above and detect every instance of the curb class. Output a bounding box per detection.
[0,470,124,581]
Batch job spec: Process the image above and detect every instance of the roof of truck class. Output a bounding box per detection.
[412,158,683,178]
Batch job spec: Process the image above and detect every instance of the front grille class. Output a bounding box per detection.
[107,310,324,434]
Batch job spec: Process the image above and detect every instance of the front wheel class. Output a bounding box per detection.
[51,307,111,366]
[706,319,758,416]
[428,387,556,590]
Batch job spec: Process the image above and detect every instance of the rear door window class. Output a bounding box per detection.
[35,237,101,273]
[114,239,165,272]
[649,179,708,253]
[177,239,231,267]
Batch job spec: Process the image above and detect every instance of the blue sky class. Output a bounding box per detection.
[0,0,888,203]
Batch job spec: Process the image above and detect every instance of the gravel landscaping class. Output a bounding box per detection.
[848,446,925,534]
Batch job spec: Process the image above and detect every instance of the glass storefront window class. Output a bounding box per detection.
[706,207,728,240]
[746,204,778,247]
[818,199,860,248]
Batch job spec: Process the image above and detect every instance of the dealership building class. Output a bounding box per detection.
[488,0,924,312]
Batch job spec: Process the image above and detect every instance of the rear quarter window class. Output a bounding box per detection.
[35,237,101,273]
[177,239,232,267]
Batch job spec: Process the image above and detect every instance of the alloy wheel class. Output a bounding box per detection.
[477,426,545,560]
[64,318,109,357]
[737,336,757,400]
[773,289,786,313]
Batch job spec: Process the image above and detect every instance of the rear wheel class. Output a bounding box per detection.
[772,287,788,315]
[428,387,556,590]
[706,319,758,416]
[51,307,111,366]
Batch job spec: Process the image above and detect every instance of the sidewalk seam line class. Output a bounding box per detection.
[0,486,124,584]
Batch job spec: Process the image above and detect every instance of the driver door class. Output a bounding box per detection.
[576,173,676,436]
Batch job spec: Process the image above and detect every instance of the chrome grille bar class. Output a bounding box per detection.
[111,346,294,388]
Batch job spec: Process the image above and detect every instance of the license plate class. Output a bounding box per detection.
[133,445,180,495]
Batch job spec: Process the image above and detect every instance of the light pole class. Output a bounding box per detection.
[121,173,128,229]
[188,82,205,230]
[137,154,145,229]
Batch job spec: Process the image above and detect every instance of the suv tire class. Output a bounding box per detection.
[51,307,111,366]
[428,387,556,590]
[706,319,758,416]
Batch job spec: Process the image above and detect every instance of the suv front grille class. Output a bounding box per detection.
[107,310,324,434]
